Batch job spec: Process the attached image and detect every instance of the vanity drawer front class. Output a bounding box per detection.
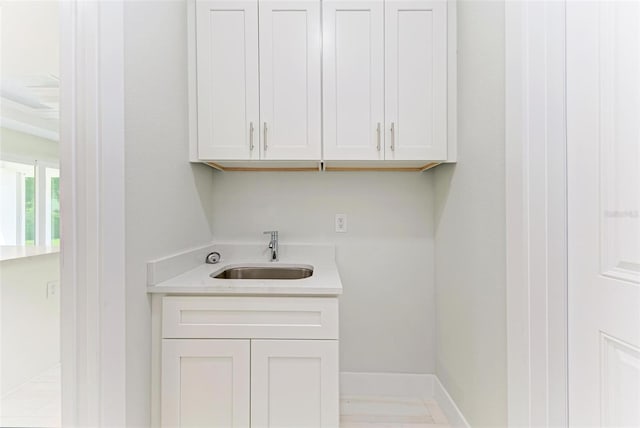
[162,296,339,339]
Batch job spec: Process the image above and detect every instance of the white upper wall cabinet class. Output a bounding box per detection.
[259,0,322,160]
[196,0,260,160]
[385,0,448,161]
[323,0,385,161]
[190,0,455,169]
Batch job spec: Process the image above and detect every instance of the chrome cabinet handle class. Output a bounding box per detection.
[263,122,268,151]
[390,122,395,151]
[376,122,381,151]
[249,122,254,151]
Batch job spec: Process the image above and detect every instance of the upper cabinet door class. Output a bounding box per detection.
[385,0,447,161]
[259,0,322,160]
[323,0,384,160]
[196,0,260,160]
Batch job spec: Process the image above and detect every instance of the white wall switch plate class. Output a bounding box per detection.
[335,214,347,233]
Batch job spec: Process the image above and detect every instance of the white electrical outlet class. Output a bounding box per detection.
[47,281,59,299]
[335,214,347,233]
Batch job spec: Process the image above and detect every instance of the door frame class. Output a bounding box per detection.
[59,1,127,426]
[505,1,568,426]
[56,1,572,425]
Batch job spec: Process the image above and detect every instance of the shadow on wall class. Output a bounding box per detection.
[433,163,456,231]
[208,170,435,240]
[191,162,216,235]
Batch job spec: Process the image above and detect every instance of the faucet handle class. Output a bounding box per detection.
[263,230,278,237]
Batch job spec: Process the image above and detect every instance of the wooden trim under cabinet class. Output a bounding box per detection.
[323,162,440,172]
[203,161,441,172]
[206,162,321,172]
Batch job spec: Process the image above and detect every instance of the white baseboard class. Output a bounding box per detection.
[433,375,471,428]
[340,372,470,428]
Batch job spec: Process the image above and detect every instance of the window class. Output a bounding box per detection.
[46,167,60,246]
[0,159,60,246]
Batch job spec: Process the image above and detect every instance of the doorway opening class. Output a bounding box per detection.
[0,1,61,426]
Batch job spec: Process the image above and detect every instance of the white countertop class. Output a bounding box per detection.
[147,243,342,296]
[0,245,60,262]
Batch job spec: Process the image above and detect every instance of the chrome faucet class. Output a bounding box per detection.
[263,230,279,262]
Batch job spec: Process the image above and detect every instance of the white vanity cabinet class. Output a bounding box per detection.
[323,0,450,163]
[193,0,321,163]
[160,296,339,428]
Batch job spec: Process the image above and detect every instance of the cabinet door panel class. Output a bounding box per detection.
[196,0,259,160]
[385,0,447,160]
[259,0,321,160]
[162,339,250,428]
[251,340,339,428]
[323,0,384,160]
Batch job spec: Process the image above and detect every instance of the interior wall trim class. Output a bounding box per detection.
[505,1,568,426]
[60,1,127,426]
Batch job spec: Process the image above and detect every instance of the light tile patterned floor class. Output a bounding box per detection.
[1,366,449,428]
[0,364,61,428]
[341,395,450,428]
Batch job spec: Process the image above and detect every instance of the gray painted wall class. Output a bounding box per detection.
[209,171,436,374]
[434,1,507,426]
[124,2,215,426]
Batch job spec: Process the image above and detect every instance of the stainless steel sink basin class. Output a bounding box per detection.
[211,265,313,280]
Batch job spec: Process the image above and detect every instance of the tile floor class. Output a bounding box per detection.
[0,364,61,428]
[1,365,450,428]
[340,395,450,428]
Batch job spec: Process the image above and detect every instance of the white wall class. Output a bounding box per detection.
[0,254,60,395]
[1,1,59,138]
[209,171,436,374]
[0,1,58,79]
[123,1,215,426]
[434,1,507,426]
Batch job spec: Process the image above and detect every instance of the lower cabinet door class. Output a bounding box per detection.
[250,340,339,428]
[162,339,250,428]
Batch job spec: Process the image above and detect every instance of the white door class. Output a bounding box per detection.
[259,0,321,160]
[385,0,447,161]
[162,339,250,428]
[567,1,640,426]
[322,0,384,160]
[250,340,339,428]
[196,0,259,160]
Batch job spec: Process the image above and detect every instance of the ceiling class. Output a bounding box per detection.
[1,1,60,142]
